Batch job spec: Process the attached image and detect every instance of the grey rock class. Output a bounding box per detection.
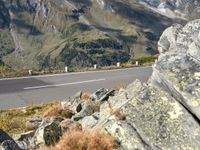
[70,91,82,104]
[76,101,83,113]
[1,140,22,150]
[72,101,100,121]
[33,120,62,147]
[90,88,109,101]
[99,90,115,102]
[72,114,84,121]
[13,131,35,150]
[92,112,100,120]
[80,115,98,129]
[0,129,22,150]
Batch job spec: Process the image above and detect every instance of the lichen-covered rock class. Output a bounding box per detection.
[151,19,200,120]
[80,115,98,129]
[93,80,200,149]
[33,120,62,148]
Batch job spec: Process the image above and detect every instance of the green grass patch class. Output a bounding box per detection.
[132,56,158,65]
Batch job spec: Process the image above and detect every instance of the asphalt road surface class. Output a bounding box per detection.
[0,67,152,109]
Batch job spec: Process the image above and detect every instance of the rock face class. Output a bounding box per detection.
[83,19,200,149]
[33,120,62,148]
[151,19,200,120]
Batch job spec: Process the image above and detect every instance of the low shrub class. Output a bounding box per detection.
[43,104,74,119]
[40,130,118,150]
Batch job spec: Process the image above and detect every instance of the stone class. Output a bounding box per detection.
[72,100,100,121]
[92,112,100,120]
[60,119,82,133]
[71,114,84,121]
[70,91,82,104]
[76,102,83,113]
[80,115,98,129]
[0,129,22,150]
[90,88,109,101]
[99,90,115,102]
[158,24,182,53]
[13,130,35,149]
[25,116,42,130]
[60,101,71,110]
[33,120,62,147]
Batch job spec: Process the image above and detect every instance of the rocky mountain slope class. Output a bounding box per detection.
[0,19,200,150]
[139,0,200,20]
[0,0,176,70]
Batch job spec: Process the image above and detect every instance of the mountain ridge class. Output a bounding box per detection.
[0,0,177,71]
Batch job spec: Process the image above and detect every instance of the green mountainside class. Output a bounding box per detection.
[0,0,177,71]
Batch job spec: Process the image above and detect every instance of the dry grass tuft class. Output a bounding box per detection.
[81,93,91,100]
[115,82,128,91]
[113,110,126,121]
[40,130,118,150]
[43,104,74,119]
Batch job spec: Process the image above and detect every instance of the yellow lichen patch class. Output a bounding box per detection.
[161,97,168,101]
[194,128,200,136]
[131,98,138,107]
[165,70,176,77]
[168,102,183,120]
[191,98,199,107]
[195,88,200,93]
[181,146,196,150]
[194,72,200,80]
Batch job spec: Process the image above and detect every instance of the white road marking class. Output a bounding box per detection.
[0,66,152,81]
[24,78,106,90]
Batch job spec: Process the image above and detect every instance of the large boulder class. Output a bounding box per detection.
[151,19,200,120]
[92,80,200,149]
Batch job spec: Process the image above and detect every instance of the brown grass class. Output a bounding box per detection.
[115,82,128,91]
[40,130,118,150]
[0,102,58,136]
[80,93,91,100]
[108,104,126,121]
[113,110,126,121]
[43,104,74,119]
